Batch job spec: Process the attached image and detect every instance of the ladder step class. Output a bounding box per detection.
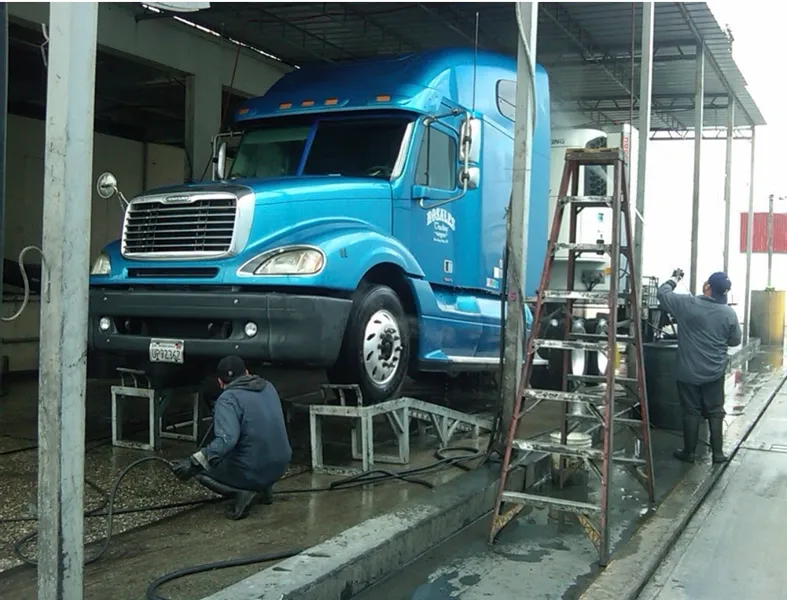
[541,290,621,303]
[565,147,624,165]
[501,491,600,514]
[532,338,607,352]
[567,374,637,384]
[523,389,604,404]
[512,440,646,465]
[554,242,611,254]
[570,332,633,342]
[562,195,614,207]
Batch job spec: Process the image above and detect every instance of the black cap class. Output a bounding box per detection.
[217,355,246,384]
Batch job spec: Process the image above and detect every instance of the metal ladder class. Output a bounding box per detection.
[488,147,656,566]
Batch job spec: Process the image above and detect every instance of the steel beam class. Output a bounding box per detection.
[37,4,99,599]
[540,3,688,132]
[743,128,756,343]
[634,2,654,300]
[502,2,537,437]
[689,43,705,295]
[723,96,735,273]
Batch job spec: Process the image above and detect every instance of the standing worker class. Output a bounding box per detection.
[171,356,292,519]
[656,269,742,464]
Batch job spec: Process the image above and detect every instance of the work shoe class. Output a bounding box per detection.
[673,415,701,464]
[225,491,257,520]
[260,486,274,505]
[708,416,728,464]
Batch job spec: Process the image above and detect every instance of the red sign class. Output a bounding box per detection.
[740,212,787,253]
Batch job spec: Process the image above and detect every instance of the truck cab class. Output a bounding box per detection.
[88,48,551,402]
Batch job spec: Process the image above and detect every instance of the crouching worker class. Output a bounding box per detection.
[171,356,292,520]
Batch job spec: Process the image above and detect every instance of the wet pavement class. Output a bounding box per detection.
[639,356,787,600]
[351,349,783,600]
[0,367,561,599]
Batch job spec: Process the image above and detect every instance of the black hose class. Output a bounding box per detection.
[146,548,305,600]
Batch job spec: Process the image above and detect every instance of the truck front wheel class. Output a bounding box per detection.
[328,284,410,404]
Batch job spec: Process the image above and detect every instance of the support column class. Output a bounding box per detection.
[723,96,735,274]
[635,2,654,299]
[37,3,99,600]
[689,43,705,295]
[501,2,537,438]
[743,127,756,344]
[184,73,222,182]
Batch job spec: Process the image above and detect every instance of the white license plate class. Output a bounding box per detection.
[149,339,185,364]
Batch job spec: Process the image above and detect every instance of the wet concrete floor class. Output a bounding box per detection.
[0,366,562,599]
[639,357,787,600]
[351,350,783,600]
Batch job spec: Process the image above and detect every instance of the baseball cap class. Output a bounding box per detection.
[217,355,246,384]
[707,272,731,303]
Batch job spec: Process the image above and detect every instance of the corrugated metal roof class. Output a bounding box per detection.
[134,2,766,131]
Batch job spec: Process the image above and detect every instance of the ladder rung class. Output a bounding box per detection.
[523,389,603,404]
[532,339,607,352]
[569,332,633,342]
[554,242,611,254]
[562,195,614,207]
[567,374,637,384]
[540,290,619,303]
[501,491,600,514]
[513,440,646,465]
[571,413,646,427]
[565,147,624,164]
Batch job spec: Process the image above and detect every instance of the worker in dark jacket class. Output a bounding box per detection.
[657,269,742,464]
[171,356,292,519]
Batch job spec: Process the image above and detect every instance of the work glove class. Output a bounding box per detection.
[669,268,684,285]
[171,456,203,481]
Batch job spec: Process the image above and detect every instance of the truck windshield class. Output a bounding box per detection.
[229,116,411,180]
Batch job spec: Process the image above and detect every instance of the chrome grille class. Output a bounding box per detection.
[123,196,237,256]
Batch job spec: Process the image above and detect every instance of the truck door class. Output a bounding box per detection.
[408,122,459,286]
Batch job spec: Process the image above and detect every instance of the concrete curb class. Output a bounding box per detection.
[580,367,787,600]
[201,455,549,600]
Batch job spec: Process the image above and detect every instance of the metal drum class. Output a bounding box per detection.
[643,341,682,431]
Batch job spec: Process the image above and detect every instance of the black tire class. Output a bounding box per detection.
[328,284,410,404]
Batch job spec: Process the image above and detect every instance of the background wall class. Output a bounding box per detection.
[1,114,186,372]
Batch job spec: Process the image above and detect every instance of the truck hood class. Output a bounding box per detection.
[141,176,392,204]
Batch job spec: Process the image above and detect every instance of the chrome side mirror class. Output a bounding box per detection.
[96,172,118,199]
[96,171,129,210]
[216,141,228,180]
[459,166,480,190]
[459,116,481,165]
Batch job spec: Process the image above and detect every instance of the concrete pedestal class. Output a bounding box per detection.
[750,290,786,347]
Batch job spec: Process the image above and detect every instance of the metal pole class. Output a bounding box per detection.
[635,2,654,301]
[501,2,537,435]
[0,4,8,388]
[37,4,99,599]
[723,96,735,274]
[743,127,756,344]
[767,194,774,288]
[689,42,705,295]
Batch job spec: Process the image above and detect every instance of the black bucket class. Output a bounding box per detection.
[643,342,682,431]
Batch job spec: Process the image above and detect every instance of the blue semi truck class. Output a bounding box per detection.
[88,48,555,402]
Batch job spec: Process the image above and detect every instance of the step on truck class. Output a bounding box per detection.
[88,47,558,402]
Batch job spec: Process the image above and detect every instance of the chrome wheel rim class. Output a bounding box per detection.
[363,309,403,387]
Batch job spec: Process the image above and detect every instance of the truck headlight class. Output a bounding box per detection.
[91,252,111,275]
[239,246,325,276]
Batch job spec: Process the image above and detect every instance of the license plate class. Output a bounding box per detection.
[149,339,184,364]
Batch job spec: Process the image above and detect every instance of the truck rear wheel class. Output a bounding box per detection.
[328,284,410,404]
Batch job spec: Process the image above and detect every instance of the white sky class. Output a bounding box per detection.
[642,1,784,313]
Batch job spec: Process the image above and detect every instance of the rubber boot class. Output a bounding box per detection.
[260,486,274,506]
[708,416,728,464]
[673,415,700,463]
[226,491,257,520]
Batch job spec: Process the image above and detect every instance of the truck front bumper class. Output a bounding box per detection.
[88,288,352,367]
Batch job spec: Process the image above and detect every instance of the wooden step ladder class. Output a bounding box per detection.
[488,147,655,566]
